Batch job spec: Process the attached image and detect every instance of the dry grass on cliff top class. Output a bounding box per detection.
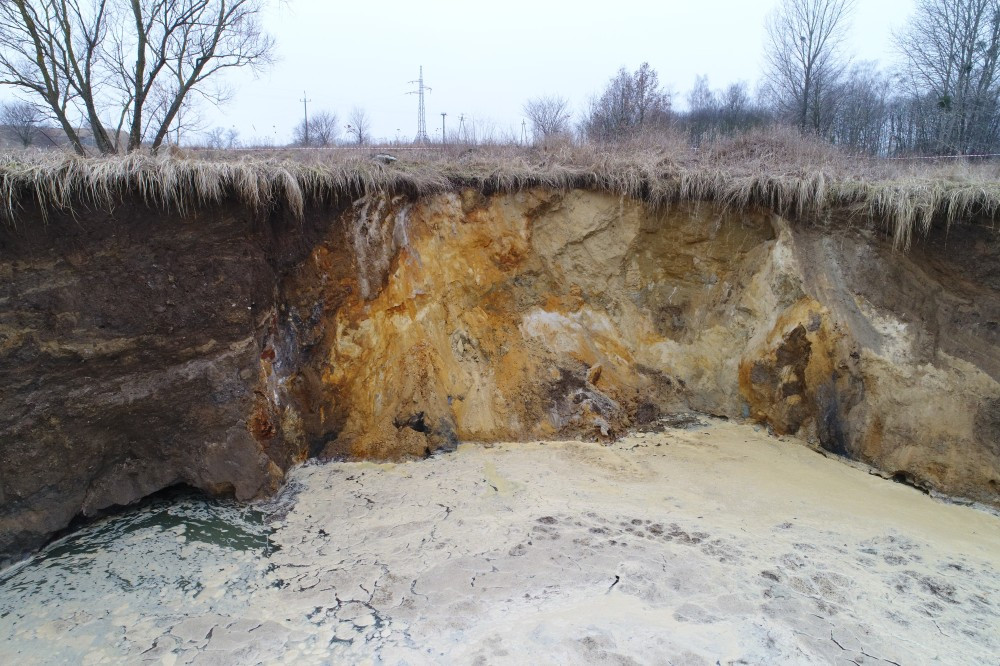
[1,127,999,249]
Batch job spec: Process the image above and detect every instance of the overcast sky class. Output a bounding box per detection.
[201,0,918,145]
[4,0,921,145]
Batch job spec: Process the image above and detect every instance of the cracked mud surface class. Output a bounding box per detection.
[2,419,999,664]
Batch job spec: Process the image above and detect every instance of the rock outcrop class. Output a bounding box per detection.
[2,188,998,564]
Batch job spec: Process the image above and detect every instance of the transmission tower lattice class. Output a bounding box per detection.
[407,66,432,143]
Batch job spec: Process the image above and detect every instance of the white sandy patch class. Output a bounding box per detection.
[854,294,913,363]
[2,421,999,664]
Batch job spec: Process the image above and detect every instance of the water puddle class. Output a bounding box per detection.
[0,490,277,662]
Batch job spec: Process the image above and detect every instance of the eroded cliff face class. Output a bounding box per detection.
[0,201,331,562]
[276,189,1000,503]
[278,191,776,455]
[2,188,998,564]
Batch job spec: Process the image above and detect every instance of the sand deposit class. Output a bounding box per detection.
[2,419,998,664]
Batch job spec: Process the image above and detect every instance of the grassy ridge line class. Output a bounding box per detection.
[1,134,999,249]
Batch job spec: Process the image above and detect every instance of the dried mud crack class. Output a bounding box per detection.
[2,419,998,664]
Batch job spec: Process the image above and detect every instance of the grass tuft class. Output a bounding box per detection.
[2,128,999,249]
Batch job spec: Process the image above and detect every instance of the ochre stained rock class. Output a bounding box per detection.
[272,189,999,508]
[739,298,850,440]
[286,190,778,458]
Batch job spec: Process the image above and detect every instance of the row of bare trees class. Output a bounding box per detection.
[521,64,674,145]
[198,107,372,149]
[762,0,1000,155]
[681,77,771,145]
[895,0,1000,154]
[518,0,1000,157]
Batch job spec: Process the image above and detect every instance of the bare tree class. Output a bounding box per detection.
[685,75,718,145]
[687,75,717,113]
[0,1,100,154]
[0,1,275,155]
[522,95,571,142]
[829,62,892,154]
[0,99,41,145]
[582,63,672,142]
[292,117,309,146]
[293,110,339,146]
[718,82,771,134]
[203,125,239,148]
[310,111,339,146]
[678,77,773,145]
[204,126,226,148]
[763,0,855,133]
[895,0,1000,154]
[345,107,370,145]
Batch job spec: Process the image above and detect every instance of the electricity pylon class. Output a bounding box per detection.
[407,66,432,144]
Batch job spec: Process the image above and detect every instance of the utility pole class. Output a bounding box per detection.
[407,66,432,144]
[441,112,447,144]
[521,119,528,145]
[300,91,312,146]
[458,114,466,143]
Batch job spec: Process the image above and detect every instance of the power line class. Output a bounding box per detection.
[407,66,432,144]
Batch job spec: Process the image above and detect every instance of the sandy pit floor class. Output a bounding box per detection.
[2,418,999,665]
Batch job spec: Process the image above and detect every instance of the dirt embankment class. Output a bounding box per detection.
[2,189,998,563]
[0,200,336,562]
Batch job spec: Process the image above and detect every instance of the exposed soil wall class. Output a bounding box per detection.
[2,188,998,563]
[0,199,337,562]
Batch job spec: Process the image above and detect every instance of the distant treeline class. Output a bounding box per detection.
[527,0,1000,158]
